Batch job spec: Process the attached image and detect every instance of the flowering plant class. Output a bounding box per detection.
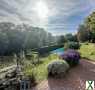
[60,49,80,66]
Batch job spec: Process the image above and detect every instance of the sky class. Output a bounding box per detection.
[0,0,95,35]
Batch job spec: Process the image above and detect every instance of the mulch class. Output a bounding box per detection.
[32,59,95,90]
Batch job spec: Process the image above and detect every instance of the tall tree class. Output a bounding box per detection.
[77,25,91,42]
[65,33,78,42]
[84,12,95,42]
[0,22,57,56]
[57,35,66,44]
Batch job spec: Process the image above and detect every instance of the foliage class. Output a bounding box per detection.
[57,34,78,45]
[60,49,80,67]
[77,25,91,42]
[57,35,66,44]
[64,42,80,50]
[77,12,95,43]
[85,12,95,42]
[0,22,56,56]
[65,33,78,42]
[47,60,69,78]
[23,54,58,82]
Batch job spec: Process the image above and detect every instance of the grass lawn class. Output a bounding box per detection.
[79,43,95,61]
[23,54,59,82]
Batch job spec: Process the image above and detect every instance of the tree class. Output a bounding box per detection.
[77,25,91,42]
[73,34,78,42]
[84,12,95,42]
[0,22,57,57]
[65,33,78,42]
[57,35,66,44]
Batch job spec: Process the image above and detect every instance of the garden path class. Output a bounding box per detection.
[32,59,95,90]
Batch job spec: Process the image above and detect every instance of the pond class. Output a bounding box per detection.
[51,48,64,56]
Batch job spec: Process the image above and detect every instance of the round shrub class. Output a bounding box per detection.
[60,49,81,67]
[47,60,69,78]
[64,42,80,50]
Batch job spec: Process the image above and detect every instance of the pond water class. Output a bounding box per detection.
[51,48,64,55]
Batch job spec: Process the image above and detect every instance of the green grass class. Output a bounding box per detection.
[23,54,59,82]
[79,43,95,61]
[24,43,95,82]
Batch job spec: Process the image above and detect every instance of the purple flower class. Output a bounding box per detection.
[60,49,80,66]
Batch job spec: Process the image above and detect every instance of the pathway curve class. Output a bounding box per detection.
[32,59,95,90]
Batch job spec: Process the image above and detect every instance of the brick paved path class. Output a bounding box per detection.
[32,59,95,90]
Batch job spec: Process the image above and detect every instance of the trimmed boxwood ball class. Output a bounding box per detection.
[60,49,81,67]
[47,60,69,78]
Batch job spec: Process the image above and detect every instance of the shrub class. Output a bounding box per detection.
[47,60,69,78]
[60,49,80,67]
[64,42,80,50]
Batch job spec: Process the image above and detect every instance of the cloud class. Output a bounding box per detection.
[0,0,95,35]
[47,0,94,35]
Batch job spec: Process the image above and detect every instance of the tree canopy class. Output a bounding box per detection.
[77,11,95,42]
[0,22,56,56]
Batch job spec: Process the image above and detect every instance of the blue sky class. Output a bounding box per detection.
[0,0,95,35]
